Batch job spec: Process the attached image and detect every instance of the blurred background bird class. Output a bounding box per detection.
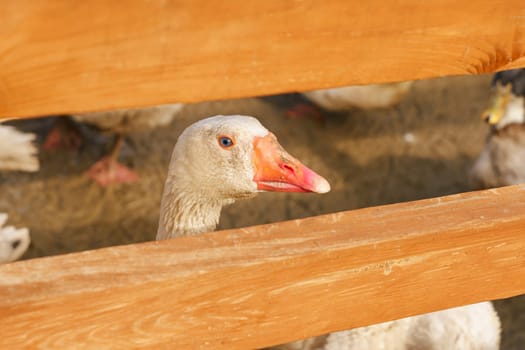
[285,82,413,122]
[0,213,30,264]
[0,123,38,263]
[470,69,525,189]
[43,104,184,186]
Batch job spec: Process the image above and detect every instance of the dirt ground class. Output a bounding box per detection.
[2,74,524,348]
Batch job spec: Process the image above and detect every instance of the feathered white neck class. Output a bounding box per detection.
[156,173,235,240]
[155,115,268,240]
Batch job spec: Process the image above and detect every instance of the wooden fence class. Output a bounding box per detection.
[1,1,525,348]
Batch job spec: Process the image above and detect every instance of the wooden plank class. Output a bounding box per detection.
[0,185,524,349]
[1,0,525,119]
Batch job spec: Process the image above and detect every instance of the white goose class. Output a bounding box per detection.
[286,82,413,121]
[0,214,30,264]
[0,123,38,263]
[470,69,525,188]
[43,104,184,186]
[74,104,184,186]
[274,302,500,350]
[303,82,414,112]
[157,115,330,239]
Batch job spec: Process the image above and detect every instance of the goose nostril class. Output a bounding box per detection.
[11,240,21,250]
[483,114,491,123]
[281,163,295,175]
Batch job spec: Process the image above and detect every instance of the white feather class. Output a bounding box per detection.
[0,124,39,172]
[0,213,30,264]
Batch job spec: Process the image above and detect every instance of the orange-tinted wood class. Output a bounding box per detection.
[0,184,524,349]
[1,0,525,118]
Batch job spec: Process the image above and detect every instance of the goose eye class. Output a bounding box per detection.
[218,136,234,149]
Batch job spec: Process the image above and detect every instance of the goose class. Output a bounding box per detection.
[0,214,30,264]
[154,116,499,350]
[286,82,413,121]
[303,82,414,112]
[470,68,525,188]
[0,123,38,263]
[44,104,184,186]
[271,302,500,350]
[74,104,184,186]
[156,115,330,239]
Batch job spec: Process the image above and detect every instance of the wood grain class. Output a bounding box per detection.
[0,185,524,349]
[1,0,525,118]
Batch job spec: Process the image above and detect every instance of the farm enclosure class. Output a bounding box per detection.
[1,1,525,349]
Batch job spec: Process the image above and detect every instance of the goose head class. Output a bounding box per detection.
[167,115,330,200]
[482,82,525,129]
[158,115,330,239]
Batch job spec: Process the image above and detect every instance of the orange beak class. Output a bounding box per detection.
[252,133,330,194]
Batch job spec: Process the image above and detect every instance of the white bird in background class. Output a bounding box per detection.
[43,104,184,186]
[286,82,413,122]
[470,68,525,189]
[0,214,30,264]
[270,302,500,350]
[303,82,414,111]
[0,122,39,263]
[73,104,184,186]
